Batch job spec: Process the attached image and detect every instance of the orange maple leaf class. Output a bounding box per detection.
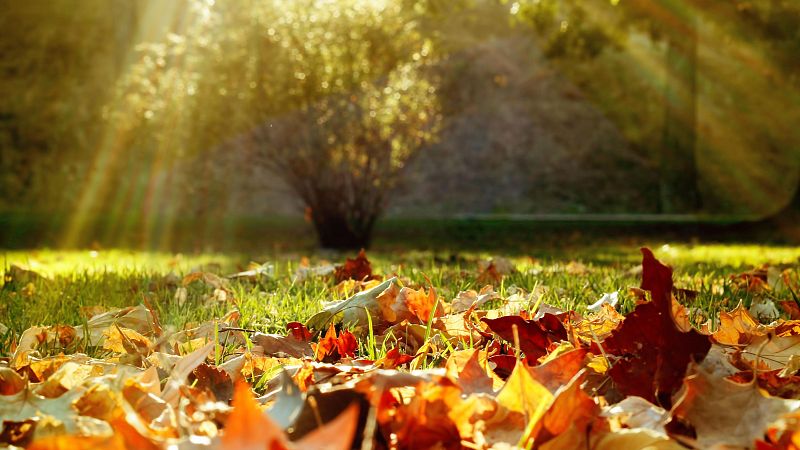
[313,324,357,362]
[222,381,287,450]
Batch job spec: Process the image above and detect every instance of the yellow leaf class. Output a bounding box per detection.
[102,327,152,354]
[496,362,553,419]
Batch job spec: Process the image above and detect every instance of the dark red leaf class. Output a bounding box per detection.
[602,247,711,408]
[482,313,567,364]
[489,354,517,380]
[286,321,312,341]
[334,249,375,283]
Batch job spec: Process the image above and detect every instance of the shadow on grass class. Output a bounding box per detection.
[0,212,793,257]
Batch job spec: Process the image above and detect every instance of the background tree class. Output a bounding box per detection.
[118,0,441,249]
[513,0,800,214]
[0,1,142,210]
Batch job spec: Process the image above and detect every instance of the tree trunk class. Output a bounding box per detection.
[310,209,375,250]
[659,11,701,213]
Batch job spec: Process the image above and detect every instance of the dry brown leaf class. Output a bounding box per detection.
[451,285,499,313]
[82,305,155,345]
[669,365,800,448]
[741,333,800,371]
[374,281,413,324]
[251,333,313,358]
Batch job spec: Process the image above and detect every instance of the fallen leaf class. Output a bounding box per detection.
[477,262,503,284]
[482,313,567,364]
[0,388,84,438]
[27,434,128,450]
[190,364,234,402]
[780,300,800,320]
[445,349,499,394]
[286,322,312,341]
[312,324,357,362]
[398,285,443,324]
[381,381,463,449]
[161,342,215,406]
[668,365,800,448]
[182,271,228,289]
[293,402,360,450]
[102,326,152,355]
[751,298,782,322]
[574,303,624,344]
[534,370,600,448]
[713,302,762,345]
[728,369,800,399]
[333,249,375,283]
[602,248,711,407]
[528,348,590,393]
[741,333,800,371]
[496,360,553,418]
[227,262,274,281]
[81,305,156,345]
[602,396,669,433]
[221,381,287,450]
[293,260,335,283]
[35,362,103,398]
[592,428,685,450]
[375,348,416,369]
[252,333,313,358]
[306,278,397,333]
[451,285,499,313]
[0,366,26,395]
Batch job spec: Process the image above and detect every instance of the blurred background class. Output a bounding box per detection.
[1,0,799,251]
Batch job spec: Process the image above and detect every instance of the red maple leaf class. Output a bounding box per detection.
[377,348,417,369]
[334,249,376,283]
[602,247,711,408]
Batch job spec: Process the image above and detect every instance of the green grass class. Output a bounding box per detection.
[2,243,800,359]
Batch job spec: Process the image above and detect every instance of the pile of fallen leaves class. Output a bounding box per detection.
[4,248,800,449]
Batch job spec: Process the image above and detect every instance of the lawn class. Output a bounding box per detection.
[4,242,799,357]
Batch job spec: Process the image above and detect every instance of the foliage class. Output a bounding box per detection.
[511,0,800,214]
[0,1,141,209]
[4,246,800,447]
[117,0,441,248]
